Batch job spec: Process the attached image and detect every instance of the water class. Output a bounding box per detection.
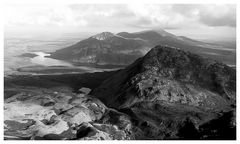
[31,52,72,67]
[4,36,78,75]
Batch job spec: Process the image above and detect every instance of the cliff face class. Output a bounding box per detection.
[92,45,236,139]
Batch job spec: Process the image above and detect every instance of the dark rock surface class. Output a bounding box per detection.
[92,45,236,139]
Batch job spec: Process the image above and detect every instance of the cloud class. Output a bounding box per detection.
[126,4,236,29]
[5,4,236,29]
[198,5,236,27]
[5,4,86,27]
[172,4,236,27]
[126,4,199,29]
[4,3,236,39]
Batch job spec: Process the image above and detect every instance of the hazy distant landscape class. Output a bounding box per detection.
[4,33,84,74]
[4,29,236,76]
[4,3,236,140]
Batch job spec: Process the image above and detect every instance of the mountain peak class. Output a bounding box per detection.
[91,32,115,40]
[92,45,236,109]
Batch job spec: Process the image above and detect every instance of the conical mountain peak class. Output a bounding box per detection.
[91,32,115,40]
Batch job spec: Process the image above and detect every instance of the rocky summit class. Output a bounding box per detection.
[92,45,236,139]
[91,32,116,40]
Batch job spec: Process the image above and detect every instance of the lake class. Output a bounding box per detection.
[31,52,73,67]
[4,36,79,75]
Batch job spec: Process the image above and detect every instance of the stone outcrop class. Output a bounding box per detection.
[4,89,136,140]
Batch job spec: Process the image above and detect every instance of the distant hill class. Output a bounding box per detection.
[117,30,236,65]
[50,32,147,65]
[50,29,236,66]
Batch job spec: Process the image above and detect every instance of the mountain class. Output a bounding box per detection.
[50,32,147,65]
[117,30,235,65]
[50,30,235,66]
[91,45,236,139]
[117,29,207,47]
[117,29,179,46]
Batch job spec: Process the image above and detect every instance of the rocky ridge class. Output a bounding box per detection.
[92,45,236,139]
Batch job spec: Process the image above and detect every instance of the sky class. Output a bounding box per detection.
[4,3,236,40]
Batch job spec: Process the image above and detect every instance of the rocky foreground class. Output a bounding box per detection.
[4,90,135,140]
[4,45,236,140]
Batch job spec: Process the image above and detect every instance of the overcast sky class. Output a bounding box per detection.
[4,3,236,40]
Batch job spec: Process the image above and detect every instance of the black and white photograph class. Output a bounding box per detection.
[2,0,238,141]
